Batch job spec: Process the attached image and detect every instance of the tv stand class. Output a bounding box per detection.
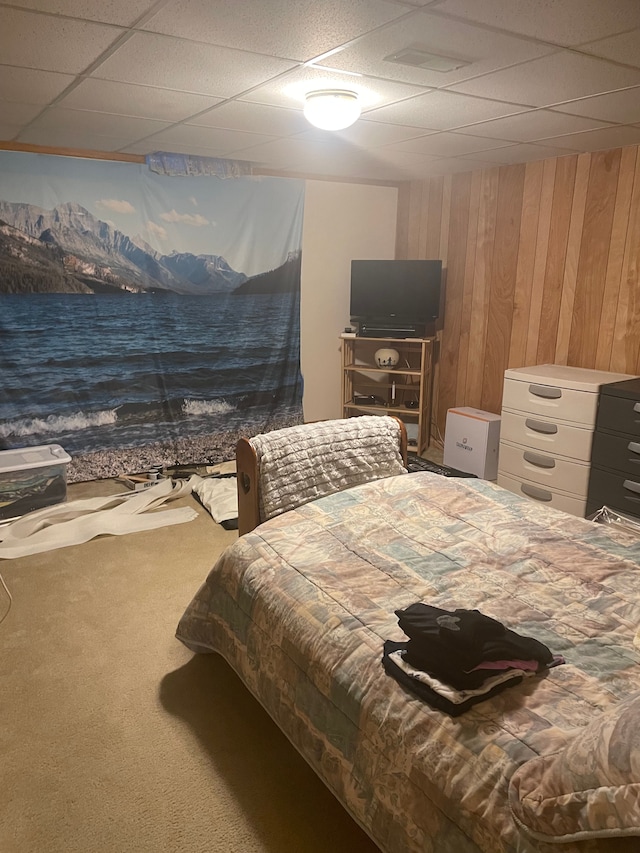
[340,334,435,455]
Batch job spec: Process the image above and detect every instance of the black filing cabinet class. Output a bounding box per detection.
[587,378,640,518]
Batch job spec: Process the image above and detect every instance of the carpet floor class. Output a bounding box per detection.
[0,479,380,853]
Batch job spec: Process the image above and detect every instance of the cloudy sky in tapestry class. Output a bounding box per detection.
[0,151,305,482]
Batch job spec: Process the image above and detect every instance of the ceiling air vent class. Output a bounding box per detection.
[384,47,471,72]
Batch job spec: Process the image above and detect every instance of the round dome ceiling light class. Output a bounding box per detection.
[303,89,361,131]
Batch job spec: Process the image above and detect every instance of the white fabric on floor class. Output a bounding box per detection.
[0,478,197,559]
[190,475,238,524]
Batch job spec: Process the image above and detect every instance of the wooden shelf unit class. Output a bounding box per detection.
[340,335,435,455]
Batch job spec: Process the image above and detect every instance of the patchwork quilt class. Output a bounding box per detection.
[177,473,640,853]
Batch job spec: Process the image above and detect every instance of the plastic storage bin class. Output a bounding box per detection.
[0,444,71,521]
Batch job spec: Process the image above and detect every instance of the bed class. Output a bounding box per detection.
[176,417,640,853]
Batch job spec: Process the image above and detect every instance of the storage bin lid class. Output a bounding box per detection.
[599,377,640,399]
[447,406,501,422]
[504,364,636,392]
[0,444,71,474]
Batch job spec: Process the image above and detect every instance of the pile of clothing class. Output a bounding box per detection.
[383,603,564,716]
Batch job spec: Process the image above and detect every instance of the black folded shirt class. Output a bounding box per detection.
[394,603,553,691]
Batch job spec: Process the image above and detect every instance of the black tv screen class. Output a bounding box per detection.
[350,259,442,325]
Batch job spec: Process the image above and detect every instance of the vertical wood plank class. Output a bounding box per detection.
[595,145,637,369]
[406,180,424,259]
[482,164,525,414]
[456,169,482,402]
[426,176,444,260]
[611,146,640,373]
[417,179,431,259]
[525,157,557,365]
[567,149,620,367]
[556,152,592,365]
[465,168,499,407]
[509,160,543,368]
[436,173,471,430]
[536,154,578,364]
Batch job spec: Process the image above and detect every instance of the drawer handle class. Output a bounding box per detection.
[623,479,640,495]
[525,418,558,435]
[523,451,556,468]
[628,442,640,455]
[529,383,562,399]
[634,403,640,413]
[521,483,553,502]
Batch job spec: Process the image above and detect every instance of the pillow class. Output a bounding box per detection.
[509,692,640,843]
[250,416,406,523]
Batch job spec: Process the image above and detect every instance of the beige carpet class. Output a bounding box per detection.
[0,479,380,853]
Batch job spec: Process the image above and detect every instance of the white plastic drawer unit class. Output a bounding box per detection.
[497,472,587,518]
[500,410,594,462]
[498,440,590,494]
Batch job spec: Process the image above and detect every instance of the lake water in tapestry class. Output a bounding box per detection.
[0,152,305,481]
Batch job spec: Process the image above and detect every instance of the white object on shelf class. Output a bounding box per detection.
[374,348,400,368]
[443,407,501,480]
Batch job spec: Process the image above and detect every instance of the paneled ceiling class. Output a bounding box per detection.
[1,0,640,182]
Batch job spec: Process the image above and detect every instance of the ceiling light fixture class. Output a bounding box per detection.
[303,89,361,131]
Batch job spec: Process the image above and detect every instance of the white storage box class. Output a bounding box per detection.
[443,407,501,479]
[0,444,71,521]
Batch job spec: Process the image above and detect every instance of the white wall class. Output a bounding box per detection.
[300,180,398,422]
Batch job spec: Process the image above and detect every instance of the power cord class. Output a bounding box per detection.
[0,571,12,626]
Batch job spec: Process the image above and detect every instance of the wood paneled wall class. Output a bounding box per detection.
[396,144,640,436]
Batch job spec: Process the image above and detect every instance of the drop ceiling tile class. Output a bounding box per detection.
[0,8,126,74]
[457,109,613,141]
[539,124,640,152]
[17,127,141,150]
[580,28,640,67]
[393,131,512,156]
[141,124,279,155]
[451,51,640,106]
[5,0,159,26]
[0,102,45,125]
[364,89,527,129]
[59,79,224,122]
[26,107,171,139]
[293,119,430,148]
[421,157,492,174]
[550,87,640,123]
[189,101,310,136]
[142,0,407,63]
[223,136,351,170]
[0,123,23,140]
[383,0,440,6]
[431,0,640,46]
[319,10,554,88]
[242,66,429,111]
[93,31,298,96]
[459,143,581,164]
[0,66,76,105]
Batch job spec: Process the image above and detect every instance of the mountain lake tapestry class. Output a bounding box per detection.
[0,151,305,483]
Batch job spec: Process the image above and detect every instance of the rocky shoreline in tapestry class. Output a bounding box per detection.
[67,412,303,483]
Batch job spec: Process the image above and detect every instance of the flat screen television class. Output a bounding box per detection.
[350,259,442,336]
